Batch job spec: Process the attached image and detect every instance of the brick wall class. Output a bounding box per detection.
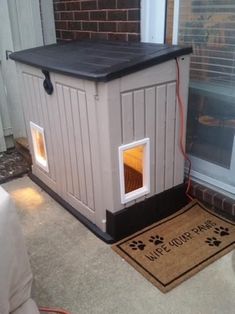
[53,0,141,42]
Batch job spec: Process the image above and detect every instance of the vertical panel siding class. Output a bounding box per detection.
[21,69,96,224]
[133,90,145,140]
[55,83,95,211]
[38,78,56,181]
[85,80,105,229]
[22,74,35,163]
[105,81,124,212]
[121,92,134,144]
[27,75,38,124]
[22,72,56,182]
[145,87,156,196]
[165,82,176,190]
[32,77,43,125]
[155,84,166,193]
[174,100,184,186]
[63,86,80,198]
[70,89,87,204]
[54,84,68,196]
[78,91,95,210]
[57,84,74,195]
[120,80,182,202]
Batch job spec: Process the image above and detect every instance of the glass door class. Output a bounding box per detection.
[177,0,235,193]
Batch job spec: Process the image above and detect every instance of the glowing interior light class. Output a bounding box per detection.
[119,138,150,204]
[30,122,49,172]
[123,145,144,193]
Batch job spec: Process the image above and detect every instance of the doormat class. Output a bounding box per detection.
[0,150,30,184]
[112,200,235,293]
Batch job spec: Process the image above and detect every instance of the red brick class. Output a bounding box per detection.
[55,21,68,30]
[99,22,116,32]
[213,194,223,210]
[98,0,116,9]
[82,21,98,31]
[108,33,127,41]
[108,10,127,21]
[68,21,81,30]
[90,11,106,20]
[54,2,66,11]
[128,33,140,41]
[117,0,140,9]
[61,31,74,40]
[91,32,108,40]
[54,12,61,20]
[81,1,97,10]
[128,9,140,21]
[66,1,80,10]
[117,22,140,33]
[61,12,74,20]
[54,0,141,42]
[203,189,215,205]
[56,30,61,39]
[222,198,234,215]
[195,184,207,201]
[74,11,89,20]
[74,31,90,40]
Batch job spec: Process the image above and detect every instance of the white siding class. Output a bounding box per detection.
[119,81,182,199]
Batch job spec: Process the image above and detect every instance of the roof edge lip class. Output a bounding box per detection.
[9,41,192,82]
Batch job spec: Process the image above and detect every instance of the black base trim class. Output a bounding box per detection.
[106,184,189,241]
[28,172,114,244]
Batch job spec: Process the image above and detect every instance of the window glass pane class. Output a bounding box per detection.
[123,145,144,193]
[178,0,235,169]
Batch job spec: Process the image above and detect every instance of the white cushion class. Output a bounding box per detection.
[11,299,39,314]
[0,187,39,314]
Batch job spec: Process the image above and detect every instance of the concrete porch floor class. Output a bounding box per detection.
[2,176,235,314]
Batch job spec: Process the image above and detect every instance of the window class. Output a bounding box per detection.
[30,122,49,172]
[119,138,150,204]
[176,0,235,193]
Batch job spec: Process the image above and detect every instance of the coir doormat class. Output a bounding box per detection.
[112,200,235,293]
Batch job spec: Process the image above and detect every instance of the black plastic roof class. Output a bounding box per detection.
[10,40,192,82]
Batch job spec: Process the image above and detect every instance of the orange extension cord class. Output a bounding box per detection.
[175,58,193,201]
[39,307,72,314]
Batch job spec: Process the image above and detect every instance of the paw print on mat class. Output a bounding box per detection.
[129,240,146,251]
[149,235,164,246]
[214,226,230,237]
[205,237,221,247]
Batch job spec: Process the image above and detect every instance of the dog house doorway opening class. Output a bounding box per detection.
[119,138,150,204]
[30,121,49,173]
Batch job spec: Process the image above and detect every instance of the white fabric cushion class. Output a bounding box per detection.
[0,187,39,314]
[11,299,39,314]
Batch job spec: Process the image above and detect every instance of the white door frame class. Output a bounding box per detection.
[0,0,56,146]
[172,0,180,44]
[141,0,167,44]
[40,0,56,45]
[0,64,6,151]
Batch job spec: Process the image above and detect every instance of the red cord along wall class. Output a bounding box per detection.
[175,58,193,201]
